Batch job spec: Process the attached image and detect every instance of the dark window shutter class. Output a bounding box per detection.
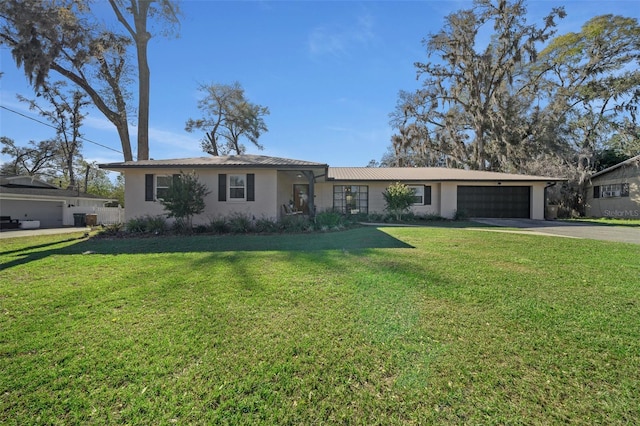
[145,174,154,201]
[424,185,432,205]
[621,183,630,197]
[593,186,600,199]
[218,174,227,201]
[247,173,255,202]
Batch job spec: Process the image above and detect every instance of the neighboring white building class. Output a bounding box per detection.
[0,175,120,228]
[100,155,563,225]
[586,155,640,218]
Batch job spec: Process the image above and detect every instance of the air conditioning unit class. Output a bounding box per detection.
[602,191,620,198]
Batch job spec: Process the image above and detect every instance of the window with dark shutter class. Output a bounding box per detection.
[593,185,600,199]
[424,185,432,205]
[145,174,154,201]
[247,173,255,201]
[218,174,227,201]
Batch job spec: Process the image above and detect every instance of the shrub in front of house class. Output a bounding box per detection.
[314,210,346,231]
[228,212,255,234]
[208,216,229,234]
[254,216,280,234]
[125,215,169,234]
[383,182,416,221]
[453,209,469,221]
[280,214,313,233]
[419,213,446,221]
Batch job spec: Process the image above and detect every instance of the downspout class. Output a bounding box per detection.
[544,182,556,220]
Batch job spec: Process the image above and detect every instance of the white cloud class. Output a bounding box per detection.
[308,12,375,57]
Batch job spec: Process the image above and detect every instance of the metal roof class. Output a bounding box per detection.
[0,184,113,200]
[0,176,114,200]
[327,167,564,182]
[590,154,640,179]
[99,155,328,170]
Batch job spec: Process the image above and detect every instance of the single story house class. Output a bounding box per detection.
[99,155,563,225]
[0,175,120,228]
[586,154,640,218]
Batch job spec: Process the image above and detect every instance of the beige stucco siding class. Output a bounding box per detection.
[123,168,280,225]
[315,181,442,216]
[315,180,547,219]
[120,167,552,222]
[586,164,640,218]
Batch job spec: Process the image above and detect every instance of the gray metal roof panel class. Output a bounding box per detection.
[327,167,564,182]
[100,155,328,170]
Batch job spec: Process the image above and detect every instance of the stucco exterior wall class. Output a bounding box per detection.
[314,181,547,219]
[586,163,640,218]
[124,168,280,225]
[121,167,552,223]
[314,181,442,217]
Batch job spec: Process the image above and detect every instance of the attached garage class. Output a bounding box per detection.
[457,186,531,218]
[0,199,64,228]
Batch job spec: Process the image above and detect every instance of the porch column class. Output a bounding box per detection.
[301,171,316,218]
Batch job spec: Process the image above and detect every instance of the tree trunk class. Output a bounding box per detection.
[51,63,134,161]
[134,1,151,160]
[475,122,485,171]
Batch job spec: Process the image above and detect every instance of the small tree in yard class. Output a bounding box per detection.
[159,171,210,231]
[382,182,416,221]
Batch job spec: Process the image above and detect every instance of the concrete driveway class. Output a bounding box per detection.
[0,227,90,239]
[471,218,640,245]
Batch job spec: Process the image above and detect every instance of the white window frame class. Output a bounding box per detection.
[409,185,424,205]
[155,175,172,200]
[600,184,623,198]
[229,174,246,201]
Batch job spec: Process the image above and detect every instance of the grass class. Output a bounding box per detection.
[1,227,639,424]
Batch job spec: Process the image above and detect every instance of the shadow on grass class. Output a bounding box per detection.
[0,227,414,271]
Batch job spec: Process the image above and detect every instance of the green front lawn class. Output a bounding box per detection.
[1,228,639,424]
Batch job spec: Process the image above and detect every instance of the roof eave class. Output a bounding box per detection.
[327,177,566,182]
[590,154,640,179]
[99,163,328,171]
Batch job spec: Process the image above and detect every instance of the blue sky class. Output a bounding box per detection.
[1,0,639,176]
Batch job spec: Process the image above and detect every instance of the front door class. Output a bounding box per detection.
[293,184,310,214]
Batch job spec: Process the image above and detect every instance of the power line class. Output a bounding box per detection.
[0,104,124,154]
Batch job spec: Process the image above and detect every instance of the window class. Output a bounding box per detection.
[333,185,368,214]
[155,175,172,200]
[409,185,423,205]
[600,183,629,198]
[408,185,431,205]
[218,173,255,202]
[229,175,245,200]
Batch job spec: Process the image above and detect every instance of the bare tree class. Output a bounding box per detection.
[17,82,89,189]
[1,137,59,178]
[185,82,270,156]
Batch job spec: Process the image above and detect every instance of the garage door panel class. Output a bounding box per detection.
[457,186,530,218]
[0,200,63,228]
